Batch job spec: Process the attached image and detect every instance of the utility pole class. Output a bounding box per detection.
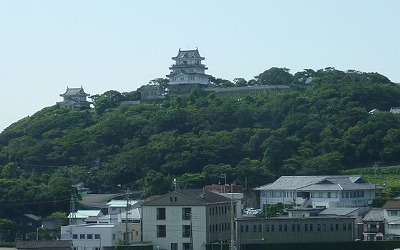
[125,188,131,245]
[189,213,193,250]
[230,183,235,250]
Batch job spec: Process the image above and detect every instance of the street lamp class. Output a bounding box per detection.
[36,226,43,241]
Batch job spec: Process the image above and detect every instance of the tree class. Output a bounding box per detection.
[141,170,172,198]
[233,78,247,87]
[148,78,169,92]
[255,67,293,85]
[94,90,123,114]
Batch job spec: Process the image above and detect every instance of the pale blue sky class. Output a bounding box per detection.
[1,0,399,132]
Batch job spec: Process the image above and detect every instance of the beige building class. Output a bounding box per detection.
[141,189,235,250]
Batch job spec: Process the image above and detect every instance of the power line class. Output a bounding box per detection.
[16,160,99,169]
[0,199,70,206]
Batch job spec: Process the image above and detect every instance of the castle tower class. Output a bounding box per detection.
[167,48,210,93]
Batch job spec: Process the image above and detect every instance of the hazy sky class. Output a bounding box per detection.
[1,0,399,132]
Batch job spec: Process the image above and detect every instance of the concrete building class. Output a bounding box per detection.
[255,176,380,209]
[167,49,211,93]
[383,199,400,239]
[141,189,235,250]
[236,216,355,248]
[61,223,139,250]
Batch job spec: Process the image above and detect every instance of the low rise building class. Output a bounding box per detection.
[61,223,138,250]
[236,216,355,247]
[255,176,380,209]
[383,199,400,239]
[362,208,385,241]
[68,210,103,225]
[141,189,235,250]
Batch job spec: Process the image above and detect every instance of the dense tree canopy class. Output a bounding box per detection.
[0,68,400,219]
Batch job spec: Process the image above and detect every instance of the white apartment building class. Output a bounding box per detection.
[255,176,381,208]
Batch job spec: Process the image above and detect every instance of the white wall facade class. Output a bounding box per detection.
[384,209,400,238]
[260,189,376,208]
[61,223,138,250]
[142,205,207,250]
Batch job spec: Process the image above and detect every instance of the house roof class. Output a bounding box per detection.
[23,214,41,221]
[318,207,359,216]
[362,208,384,222]
[16,240,72,249]
[60,87,89,97]
[107,199,139,208]
[68,210,102,219]
[141,189,231,206]
[254,175,376,191]
[383,200,400,209]
[172,49,204,60]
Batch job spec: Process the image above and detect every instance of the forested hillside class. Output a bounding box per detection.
[1,68,400,218]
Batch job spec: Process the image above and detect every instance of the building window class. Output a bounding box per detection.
[258,225,262,232]
[322,224,326,231]
[343,223,347,231]
[245,225,248,232]
[183,243,190,250]
[389,211,399,216]
[171,243,178,250]
[335,224,339,231]
[297,224,300,232]
[271,225,274,232]
[87,234,93,239]
[72,234,78,239]
[182,208,191,220]
[95,234,100,239]
[265,225,269,232]
[157,225,166,237]
[318,224,321,231]
[157,208,166,220]
[310,224,313,231]
[342,191,349,198]
[80,234,85,239]
[348,223,352,230]
[279,225,282,232]
[292,224,296,232]
[305,224,308,231]
[240,225,244,232]
[182,225,191,238]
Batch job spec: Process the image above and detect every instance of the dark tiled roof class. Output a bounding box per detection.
[16,240,72,249]
[60,87,89,97]
[141,189,230,206]
[383,200,400,209]
[362,209,384,222]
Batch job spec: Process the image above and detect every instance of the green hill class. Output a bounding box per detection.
[1,68,400,218]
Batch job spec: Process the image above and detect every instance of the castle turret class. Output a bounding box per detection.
[167,48,211,93]
[57,86,91,109]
